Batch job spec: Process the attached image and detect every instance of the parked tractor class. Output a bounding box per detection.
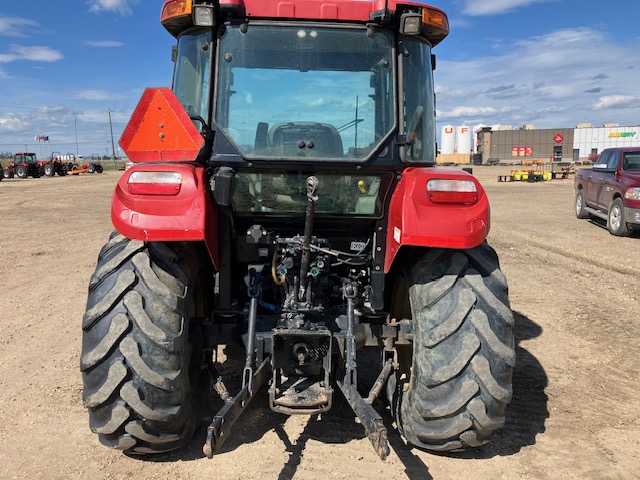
[81,0,515,460]
[44,152,69,177]
[86,155,104,173]
[3,152,45,179]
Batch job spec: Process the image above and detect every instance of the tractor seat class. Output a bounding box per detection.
[268,122,343,158]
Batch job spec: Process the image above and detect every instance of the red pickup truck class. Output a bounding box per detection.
[575,147,640,236]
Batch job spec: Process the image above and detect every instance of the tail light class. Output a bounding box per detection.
[127,171,182,195]
[426,179,478,204]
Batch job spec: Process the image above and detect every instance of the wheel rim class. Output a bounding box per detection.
[610,205,622,231]
[576,194,583,215]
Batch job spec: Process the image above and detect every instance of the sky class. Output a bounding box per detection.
[0,0,638,158]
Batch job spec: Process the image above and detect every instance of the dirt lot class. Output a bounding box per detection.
[0,166,638,480]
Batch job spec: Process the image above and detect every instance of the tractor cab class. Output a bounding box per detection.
[166,1,445,167]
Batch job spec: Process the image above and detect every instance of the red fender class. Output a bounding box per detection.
[112,163,219,269]
[384,167,490,272]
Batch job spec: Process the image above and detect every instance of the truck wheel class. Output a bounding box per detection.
[387,244,515,452]
[80,233,211,454]
[44,164,54,177]
[608,198,631,236]
[16,165,28,179]
[575,190,590,219]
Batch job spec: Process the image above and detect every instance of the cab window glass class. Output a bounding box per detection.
[401,38,436,163]
[623,153,640,170]
[594,152,611,169]
[173,29,212,120]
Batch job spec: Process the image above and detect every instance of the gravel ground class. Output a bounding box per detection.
[0,165,638,480]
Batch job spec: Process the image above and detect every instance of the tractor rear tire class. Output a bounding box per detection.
[96,164,104,173]
[387,243,515,452]
[80,232,211,454]
[16,165,28,179]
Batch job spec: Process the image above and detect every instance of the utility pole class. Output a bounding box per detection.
[108,109,117,169]
[74,115,79,158]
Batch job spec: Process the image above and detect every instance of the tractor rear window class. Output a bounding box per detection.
[215,25,394,161]
[231,172,387,216]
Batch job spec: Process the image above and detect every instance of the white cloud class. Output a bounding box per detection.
[84,40,124,48]
[435,27,640,128]
[75,90,116,101]
[591,95,639,111]
[0,115,28,132]
[463,0,552,16]
[0,16,39,37]
[0,45,63,63]
[440,106,497,117]
[87,0,134,15]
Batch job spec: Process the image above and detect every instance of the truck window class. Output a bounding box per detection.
[606,151,618,170]
[622,153,640,171]
[594,151,611,169]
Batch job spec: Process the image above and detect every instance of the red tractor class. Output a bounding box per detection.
[44,152,69,177]
[86,154,104,173]
[81,0,515,460]
[3,152,45,179]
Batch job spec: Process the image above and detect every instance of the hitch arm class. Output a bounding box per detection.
[203,267,267,458]
[203,356,270,458]
[337,283,390,460]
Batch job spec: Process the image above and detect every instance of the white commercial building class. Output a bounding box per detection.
[573,125,640,158]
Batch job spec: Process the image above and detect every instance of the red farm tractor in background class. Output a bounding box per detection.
[81,0,515,460]
[44,152,69,177]
[3,152,45,179]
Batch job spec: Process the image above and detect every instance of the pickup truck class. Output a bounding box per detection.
[575,147,640,236]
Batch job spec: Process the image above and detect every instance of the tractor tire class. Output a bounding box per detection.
[96,164,104,173]
[88,164,96,173]
[16,165,28,179]
[44,163,55,177]
[387,244,515,452]
[80,232,211,454]
[59,165,68,176]
[608,198,632,236]
[4,168,13,179]
[575,190,590,219]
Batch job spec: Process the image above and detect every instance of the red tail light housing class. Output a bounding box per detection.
[127,171,183,195]
[426,179,478,204]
